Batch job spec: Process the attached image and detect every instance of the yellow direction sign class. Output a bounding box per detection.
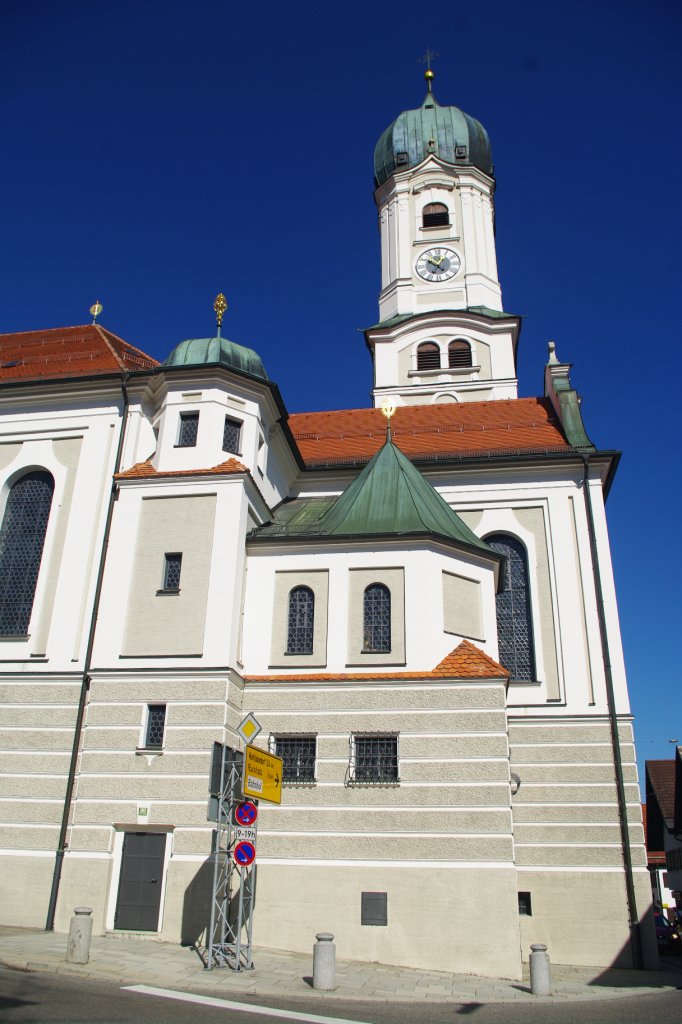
[243,745,283,805]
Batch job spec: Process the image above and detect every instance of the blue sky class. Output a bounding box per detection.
[1,1,680,781]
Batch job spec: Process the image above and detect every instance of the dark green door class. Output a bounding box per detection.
[114,832,166,931]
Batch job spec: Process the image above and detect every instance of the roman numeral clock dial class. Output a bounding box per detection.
[415,247,461,282]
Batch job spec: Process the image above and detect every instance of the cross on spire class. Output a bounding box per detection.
[418,49,440,92]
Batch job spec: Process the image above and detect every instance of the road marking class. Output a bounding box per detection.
[122,984,374,1024]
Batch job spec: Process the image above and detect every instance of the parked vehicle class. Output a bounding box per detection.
[654,913,681,953]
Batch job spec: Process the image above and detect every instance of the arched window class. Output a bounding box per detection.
[486,534,536,682]
[363,583,391,653]
[0,471,54,636]
[416,342,441,371]
[287,586,314,654]
[448,340,473,368]
[422,202,450,228]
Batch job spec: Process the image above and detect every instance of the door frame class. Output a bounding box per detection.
[106,825,174,932]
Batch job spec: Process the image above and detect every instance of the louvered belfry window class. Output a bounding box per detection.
[487,534,536,682]
[422,202,450,228]
[363,583,391,652]
[0,471,54,636]
[448,340,473,368]
[416,343,441,371]
[287,586,314,654]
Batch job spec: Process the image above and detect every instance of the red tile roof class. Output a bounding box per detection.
[245,639,507,682]
[288,398,569,466]
[117,458,248,480]
[647,761,676,821]
[0,324,158,382]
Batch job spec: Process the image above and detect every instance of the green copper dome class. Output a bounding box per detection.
[163,336,268,380]
[374,88,492,187]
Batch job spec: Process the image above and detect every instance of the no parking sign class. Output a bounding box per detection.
[233,840,256,866]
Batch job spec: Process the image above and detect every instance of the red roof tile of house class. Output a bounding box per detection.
[647,761,676,821]
[288,398,569,466]
[246,639,507,682]
[0,324,158,382]
[117,458,248,480]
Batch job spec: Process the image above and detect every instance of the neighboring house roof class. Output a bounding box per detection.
[117,458,248,479]
[642,804,666,867]
[246,639,507,682]
[0,324,158,381]
[647,761,676,822]
[288,397,570,467]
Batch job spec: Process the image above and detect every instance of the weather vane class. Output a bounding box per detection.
[418,48,440,92]
[89,300,103,325]
[213,293,227,331]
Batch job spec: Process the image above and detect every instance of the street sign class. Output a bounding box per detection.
[233,840,256,866]
[234,826,256,844]
[235,801,258,826]
[243,745,283,805]
[237,713,262,745]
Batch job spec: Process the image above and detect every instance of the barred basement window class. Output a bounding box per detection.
[145,704,166,748]
[352,734,399,783]
[274,736,316,783]
[222,416,242,454]
[363,583,391,652]
[422,202,450,228]
[162,553,182,591]
[287,586,314,654]
[416,342,441,371]
[448,339,473,368]
[177,412,199,447]
[486,534,536,682]
[0,470,54,636]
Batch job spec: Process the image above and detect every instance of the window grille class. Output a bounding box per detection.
[422,202,450,228]
[487,534,536,682]
[178,412,199,447]
[162,553,182,591]
[448,340,473,368]
[145,704,166,748]
[222,416,242,454]
[363,583,391,652]
[351,734,399,783]
[0,470,54,636]
[287,586,314,654]
[274,735,316,783]
[416,343,440,371]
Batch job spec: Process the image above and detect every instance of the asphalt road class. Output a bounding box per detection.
[1,965,680,1024]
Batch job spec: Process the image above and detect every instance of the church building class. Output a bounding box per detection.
[0,72,655,978]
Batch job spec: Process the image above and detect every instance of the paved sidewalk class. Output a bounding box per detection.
[0,926,680,1004]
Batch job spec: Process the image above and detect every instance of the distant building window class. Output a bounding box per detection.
[222,416,242,454]
[353,734,399,783]
[363,583,391,652]
[178,412,199,447]
[274,736,316,783]
[416,342,441,372]
[0,470,54,636]
[487,534,536,682]
[518,892,532,916]
[162,553,182,591]
[422,202,450,228]
[145,704,166,748]
[287,586,314,654]
[448,340,473,368]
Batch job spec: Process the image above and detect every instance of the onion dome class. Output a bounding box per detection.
[374,72,492,187]
[162,336,268,380]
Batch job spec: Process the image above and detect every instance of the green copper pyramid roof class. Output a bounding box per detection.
[163,336,268,380]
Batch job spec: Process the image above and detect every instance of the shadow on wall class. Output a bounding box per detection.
[180,858,214,947]
[589,904,660,979]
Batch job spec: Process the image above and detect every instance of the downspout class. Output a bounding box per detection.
[580,452,642,968]
[46,375,130,931]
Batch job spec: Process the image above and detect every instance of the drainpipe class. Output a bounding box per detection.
[46,375,130,931]
[580,452,642,968]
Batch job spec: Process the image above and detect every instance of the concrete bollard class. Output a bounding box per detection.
[65,907,93,965]
[529,943,551,996]
[313,932,336,990]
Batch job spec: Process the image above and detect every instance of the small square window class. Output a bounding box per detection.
[352,734,398,784]
[274,736,316,783]
[178,412,199,447]
[145,704,166,748]
[518,891,532,916]
[222,416,242,454]
[162,553,182,591]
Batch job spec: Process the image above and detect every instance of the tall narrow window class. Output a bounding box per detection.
[448,340,473,368]
[487,534,536,682]
[222,416,242,454]
[422,202,450,228]
[416,343,440,371]
[145,704,166,748]
[287,586,314,654]
[161,553,182,591]
[177,412,199,447]
[363,583,391,652]
[0,470,54,636]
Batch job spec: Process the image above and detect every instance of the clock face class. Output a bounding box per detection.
[415,247,461,282]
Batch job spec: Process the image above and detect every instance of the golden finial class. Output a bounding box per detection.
[380,398,397,440]
[213,292,227,329]
[418,49,439,93]
[89,300,103,324]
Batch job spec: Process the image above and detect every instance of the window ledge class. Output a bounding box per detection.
[156,588,180,596]
[135,747,163,755]
[408,365,480,378]
[282,780,316,787]
[0,634,30,642]
[173,444,197,449]
[346,779,400,788]
[508,679,542,687]
[222,450,243,457]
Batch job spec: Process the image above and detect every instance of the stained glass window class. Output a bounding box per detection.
[487,534,536,682]
[145,704,166,748]
[222,417,242,454]
[274,736,316,782]
[363,583,391,653]
[178,412,199,447]
[287,586,314,654]
[0,471,54,636]
[162,553,182,590]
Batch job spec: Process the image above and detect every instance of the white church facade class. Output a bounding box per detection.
[0,75,656,978]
